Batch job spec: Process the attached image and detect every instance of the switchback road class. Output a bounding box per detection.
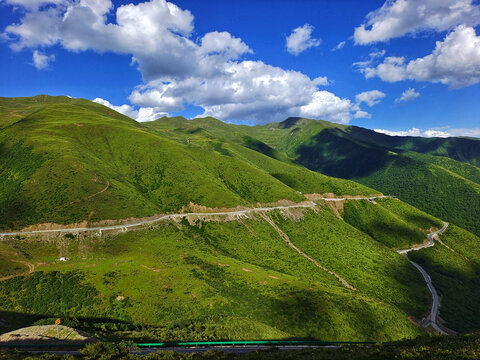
[397,222,449,334]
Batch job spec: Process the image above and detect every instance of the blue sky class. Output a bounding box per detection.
[1,0,479,137]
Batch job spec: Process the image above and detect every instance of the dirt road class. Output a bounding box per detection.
[0,196,392,238]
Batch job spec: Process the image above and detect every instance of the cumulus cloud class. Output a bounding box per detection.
[32,50,55,69]
[3,0,368,124]
[93,97,167,122]
[362,25,480,88]
[354,110,371,119]
[286,24,321,55]
[395,88,420,103]
[354,0,480,44]
[4,0,67,11]
[355,90,386,107]
[298,91,356,123]
[200,31,252,59]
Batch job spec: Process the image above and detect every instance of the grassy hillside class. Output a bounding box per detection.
[0,204,432,342]
[409,224,480,332]
[146,116,480,236]
[217,117,480,237]
[354,155,480,236]
[0,96,374,230]
[342,200,439,249]
[2,96,480,343]
[144,117,374,198]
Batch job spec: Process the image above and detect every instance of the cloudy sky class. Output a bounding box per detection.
[1,0,479,137]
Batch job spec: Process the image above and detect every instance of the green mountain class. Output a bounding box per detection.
[0,96,372,231]
[1,96,480,343]
[159,116,479,237]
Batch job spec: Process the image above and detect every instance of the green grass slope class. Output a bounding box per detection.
[144,118,374,197]
[225,117,480,237]
[355,155,480,236]
[0,205,430,341]
[2,96,480,342]
[342,199,441,249]
[0,96,375,230]
[144,114,480,238]
[409,224,480,332]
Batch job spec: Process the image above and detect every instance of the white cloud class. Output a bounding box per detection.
[32,50,55,69]
[129,83,184,112]
[363,25,480,88]
[298,91,357,124]
[200,31,252,59]
[355,90,386,106]
[331,40,345,51]
[446,128,480,138]
[93,97,167,122]
[286,24,321,55]
[374,128,451,137]
[5,0,67,11]
[354,0,480,44]
[363,56,408,82]
[136,106,169,122]
[354,110,371,119]
[353,50,386,69]
[3,0,369,124]
[4,0,197,80]
[395,88,420,103]
[373,126,480,138]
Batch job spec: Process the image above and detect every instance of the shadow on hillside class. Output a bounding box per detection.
[345,126,480,166]
[408,252,480,333]
[241,135,278,159]
[294,128,392,178]
[184,255,412,341]
[278,117,302,129]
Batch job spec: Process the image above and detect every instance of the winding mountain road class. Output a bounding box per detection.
[397,222,449,334]
[0,196,392,238]
[397,222,449,255]
[0,195,451,334]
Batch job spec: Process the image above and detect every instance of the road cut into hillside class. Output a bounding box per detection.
[397,222,450,334]
[0,196,392,237]
[0,196,455,336]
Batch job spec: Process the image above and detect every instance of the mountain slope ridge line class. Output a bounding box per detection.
[0,196,393,237]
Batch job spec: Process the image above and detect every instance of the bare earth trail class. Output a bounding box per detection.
[397,222,450,334]
[0,260,34,282]
[259,212,356,290]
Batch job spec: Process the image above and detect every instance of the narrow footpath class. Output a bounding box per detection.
[259,212,356,290]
